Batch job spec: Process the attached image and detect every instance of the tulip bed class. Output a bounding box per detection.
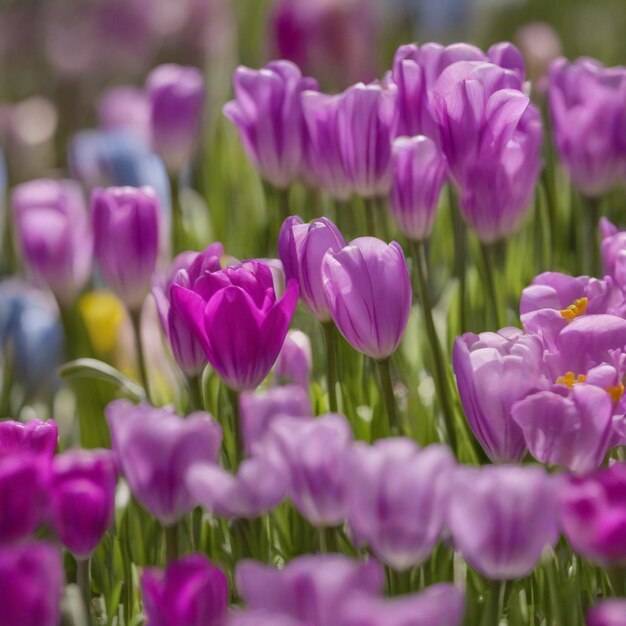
[1,3,626,626]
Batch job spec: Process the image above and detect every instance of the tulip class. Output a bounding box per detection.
[228,613,301,626]
[240,384,311,455]
[339,583,465,626]
[453,328,546,463]
[514,22,562,88]
[187,453,287,519]
[0,419,57,458]
[301,90,353,200]
[12,179,92,306]
[520,271,620,349]
[49,449,117,559]
[549,58,626,197]
[0,454,49,544]
[390,136,447,241]
[273,329,313,388]
[142,554,228,626]
[236,555,383,625]
[601,219,626,291]
[106,400,222,526]
[98,85,150,146]
[391,41,525,139]
[269,0,379,90]
[430,60,542,242]
[347,439,455,571]
[224,61,318,189]
[587,599,626,626]
[153,242,224,377]
[560,462,626,564]
[170,260,298,391]
[512,382,616,474]
[448,465,559,580]
[0,542,63,626]
[91,186,161,312]
[322,237,411,360]
[0,280,63,398]
[146,64,205,173]
[279,216,346,321]
[266,414,352,526]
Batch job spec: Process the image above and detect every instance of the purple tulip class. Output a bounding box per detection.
[391,41,525,139]
[448,465,559,580]
[224,61,318,189]
[587,599,626,626]
[0,542,63,626]
[142,554,228,626]
[560,462,626,564]
[240,384,311,455]
[98,85,150,146]
[390,136,447,241]
[453,328,546,463]
[601,219,626,291]
[347,439,455,571]
[273,329,313,388]
[153,242,224,377]
[301,90,353,200]
[0,454,50,544]
[92,186,161,312]
[187,453,287,519]
[0,419,57,459]
[549,58,626,197]
[106,400,222,526]
[430,60,541,242]
[236,555,383,625]
[170,260,299,391]
[269,0,379,90]
[279,216,346,321]
[49,449,117,559]
[228,612,302,626]
[339,583,465,626]
[12,179,92,306]
[266,414,353,526]
[146,64,205,173]
[512,383,616,474]
[520,271,620,349]
[322,237,411,360]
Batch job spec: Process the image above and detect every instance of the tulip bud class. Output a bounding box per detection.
[92,186,160,312]
[273,329,313,389]
[12,179,92,306]
[390,136,446,241]
[106,400,222,526]
[0,419,58,459]
[146,64,205,173]
[49,449,117,559]
[587,599,626,626]
[142,554,228,626]
[322,237,411,360]
[98,85,150,146]
[0,542,63,626]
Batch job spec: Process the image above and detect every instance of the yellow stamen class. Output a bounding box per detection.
[556,371,586,388]
[560,297,588,321]
[606,384,625,404]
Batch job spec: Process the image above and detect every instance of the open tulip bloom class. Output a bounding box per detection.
[3,11,626,626]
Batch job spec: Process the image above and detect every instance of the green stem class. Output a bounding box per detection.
[226,387,242,470]
[449,187,468,333]
[0,342,14,418]
[164,524,179,564]
[479,242,503,329]
[170,173,186,254]
[76,558,92,623]
[364,196,377,236]
[411,240,457,452]
[130,307,152,404]
[322,323,338,412]
[584,195,602,276]
[187,374,204,412]
[482,579,505,626]
[277,187,290,225]
[609,566,626,596]
[377,358,400,435]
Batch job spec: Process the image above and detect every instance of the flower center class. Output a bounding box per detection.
[560,297,588,321]
[556,371,586,387]
[606,383,625,404]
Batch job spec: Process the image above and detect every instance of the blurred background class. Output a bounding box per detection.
[0,0,623,183]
